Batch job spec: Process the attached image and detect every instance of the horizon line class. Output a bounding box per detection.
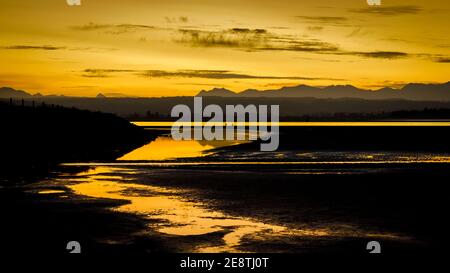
[1,80,450,99]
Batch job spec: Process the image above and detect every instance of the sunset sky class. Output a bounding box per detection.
[0,0,449,97]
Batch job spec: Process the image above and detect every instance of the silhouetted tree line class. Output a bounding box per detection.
[125,108,450,122]
[281,108,450,121]
[390,108,450,119]
[126,110,172,121]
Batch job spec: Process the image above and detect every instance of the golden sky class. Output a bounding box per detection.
[0,0,449,97]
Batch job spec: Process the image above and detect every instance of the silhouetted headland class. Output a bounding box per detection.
[0,101,159,180]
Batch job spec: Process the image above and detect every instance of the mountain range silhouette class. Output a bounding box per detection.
[196,82,450,101]
[2,82,449,101]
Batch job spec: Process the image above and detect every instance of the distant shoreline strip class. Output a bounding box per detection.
[61,160,450,167]
[132,121,450,127]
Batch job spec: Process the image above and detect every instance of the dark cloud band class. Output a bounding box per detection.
[81,69,343,81]
[0,45,65,50]
[350,5,422,16]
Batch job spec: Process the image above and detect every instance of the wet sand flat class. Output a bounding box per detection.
[12,161,445,255]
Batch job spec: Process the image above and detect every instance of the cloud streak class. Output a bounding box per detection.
[294,15,357,28]
[295,16,348,24]
[175,28,414,59]
[0,45,65,50]
[70,22,156,34]
[140,69,340,80]
[81,68,343,81]
[165,16,189,24]
[0,45,118,53]
[435,57,450,63]
[176,28,340,54]
[347,51,409,59]
[82,69,135,78]
[177,28,270,49]
[350,5,422,16]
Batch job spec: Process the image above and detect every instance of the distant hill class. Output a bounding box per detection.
[0,87,32,98]
[197,88,239,97]
[0,88,138,99]
[196,82,450,101]
[96,92,132,98]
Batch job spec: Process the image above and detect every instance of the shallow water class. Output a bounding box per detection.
[63,167,296,252]
[55,166,406,253]
[43,134,450,252]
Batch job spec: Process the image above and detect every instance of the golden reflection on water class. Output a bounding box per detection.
[64,167,406,253]
[68,167,292,252]
[38,190,65,194]
[118,136,214,161]
[118,136,243,161]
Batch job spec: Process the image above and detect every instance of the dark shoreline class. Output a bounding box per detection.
[0,102,162,182]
